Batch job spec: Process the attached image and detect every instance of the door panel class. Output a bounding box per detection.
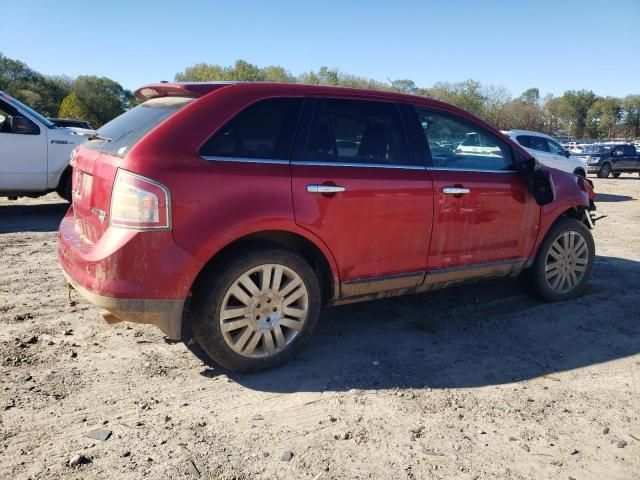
[0,129,47,191]
[427,170,539,269]
[291,164,433,284]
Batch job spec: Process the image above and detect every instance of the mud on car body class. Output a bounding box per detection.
[58,82,597,372]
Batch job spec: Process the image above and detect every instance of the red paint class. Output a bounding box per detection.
[58,82,593,309]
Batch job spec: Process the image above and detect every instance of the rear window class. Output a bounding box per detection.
[199,98,302,160]
[84,96,194,156]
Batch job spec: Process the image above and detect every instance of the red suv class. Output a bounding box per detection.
[58,82,597,372]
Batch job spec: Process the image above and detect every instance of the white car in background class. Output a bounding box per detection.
[0,91,92,201]
[502,130,587,176]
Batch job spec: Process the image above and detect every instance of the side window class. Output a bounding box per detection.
[415,108,513,171]
[546,139,565,155]
[613,146,624,157]
[516,135,530,148]
[0,101,40,135]
[304,99,411,165]
[527,136,550,153]
[200,98,302,160]
[624,145,635,155]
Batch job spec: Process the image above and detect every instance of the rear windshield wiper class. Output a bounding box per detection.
[86,132,112,142]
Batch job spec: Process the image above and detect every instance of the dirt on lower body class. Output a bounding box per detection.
[1,176,639,480]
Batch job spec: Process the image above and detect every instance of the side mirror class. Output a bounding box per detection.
[564,150,571,158]
[8,115,40,135]
[530,169,555,206]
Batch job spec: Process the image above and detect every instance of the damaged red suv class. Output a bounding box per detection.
[58,82,597,372]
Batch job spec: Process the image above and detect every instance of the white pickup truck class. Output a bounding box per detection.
[0,91,91,201]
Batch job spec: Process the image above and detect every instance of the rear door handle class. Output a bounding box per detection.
[443,187,470,195]
[306,184,346,193]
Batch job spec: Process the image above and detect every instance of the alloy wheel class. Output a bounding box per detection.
[544,231,589,294]
[219,264,309,358]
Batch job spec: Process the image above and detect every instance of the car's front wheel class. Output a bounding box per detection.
[520,217,595,302]
[597,163,612,178]
[191,247,321,372]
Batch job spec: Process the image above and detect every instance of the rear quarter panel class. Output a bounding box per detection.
[120,86,341,291]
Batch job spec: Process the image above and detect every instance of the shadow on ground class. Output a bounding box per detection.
[595,193,635,202]
[194,256,640,393]
[0,202,68,233]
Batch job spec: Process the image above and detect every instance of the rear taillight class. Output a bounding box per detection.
[109,169,171,230]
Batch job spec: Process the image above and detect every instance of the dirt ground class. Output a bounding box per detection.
[1,175,639,480]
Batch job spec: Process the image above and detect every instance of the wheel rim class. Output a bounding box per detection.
[219,264,309,358]
[544,231,589,294]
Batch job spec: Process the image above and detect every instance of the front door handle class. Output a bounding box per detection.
[306,184,346,194]
[443,187,470,195]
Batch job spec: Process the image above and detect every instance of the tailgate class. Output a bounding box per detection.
[71,146,120,244]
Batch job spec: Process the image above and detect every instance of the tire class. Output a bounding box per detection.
[574,169,586,177]
[56,168,72,202]
[597,163,611,178]
[612,172,621,178]
[520,217,595,302]
[191,247,321,372]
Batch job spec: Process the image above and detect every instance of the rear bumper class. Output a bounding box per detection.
[58,207,204,339]
[64,272,185,339]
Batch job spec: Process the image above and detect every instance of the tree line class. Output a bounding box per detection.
[2,53,639,138]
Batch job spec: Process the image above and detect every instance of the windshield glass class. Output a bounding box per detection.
[1,92,56,128]
[84,96,194,156]
[584,145,612,154]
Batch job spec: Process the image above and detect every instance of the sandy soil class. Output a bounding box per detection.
[0,176,639,480]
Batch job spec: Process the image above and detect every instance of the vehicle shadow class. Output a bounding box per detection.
[197,255,640,392]
[595,193,635,202]
[0,202,68,234]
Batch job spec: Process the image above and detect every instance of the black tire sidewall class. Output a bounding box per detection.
[56,169,72,202]
[191,247,321,372]
[530,217,595,302]
[598,163,611,178]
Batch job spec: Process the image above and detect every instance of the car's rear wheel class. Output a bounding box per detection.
[520,217,594,302]
[612,172,621,178]
[574,169,586,177]
[191,248,321,372]
[597,163,611,178]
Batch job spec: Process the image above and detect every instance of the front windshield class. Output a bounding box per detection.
[0,92,55,129]
[584,145,612,154]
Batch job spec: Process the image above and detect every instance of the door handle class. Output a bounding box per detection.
[443,187,470,195]
[306,184,346,193]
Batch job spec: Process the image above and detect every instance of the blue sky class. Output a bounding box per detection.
[1,0,638,98]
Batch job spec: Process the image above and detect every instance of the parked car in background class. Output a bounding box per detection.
[0,91,87,201]
[59,82,597,372]
[580,143,640,177]
[49,118,94,136]
[503,130,587,176]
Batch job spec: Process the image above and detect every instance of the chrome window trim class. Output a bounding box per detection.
[291,160,426,170]
[200,155,290,165]
[427,167,518,174]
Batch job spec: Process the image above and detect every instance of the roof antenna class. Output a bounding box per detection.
[387,77,402,93]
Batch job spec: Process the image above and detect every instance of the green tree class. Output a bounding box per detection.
[586,97,621,138]
[557,90,597,138]
[622,95,640,138]
[58,92,88,120]
[72,76,131,127]
[422,80,486,116]
[390,79,417,94]
[0,52,71,116]
[520,88,540,104]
